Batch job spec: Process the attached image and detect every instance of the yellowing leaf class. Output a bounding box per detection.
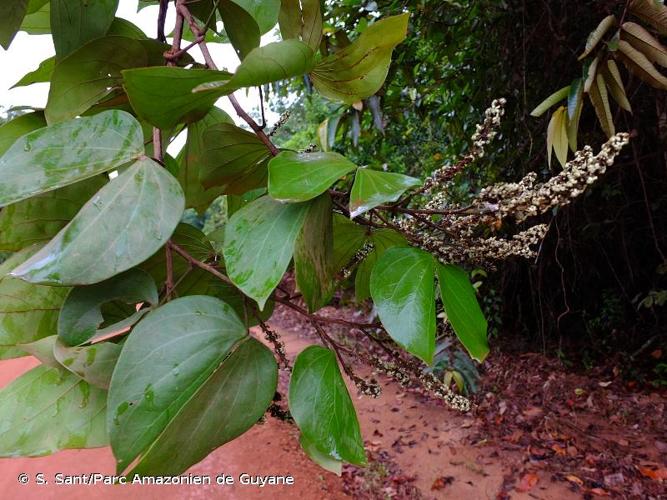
[310,14,409,104]
[617,40,667,89]
[601,60,631,112]
[578,15,617,60]
[621,21,667,67]
[629,0,667,36]
[589,73,615,138]
[584,55,600,92]
[547,106,568,167]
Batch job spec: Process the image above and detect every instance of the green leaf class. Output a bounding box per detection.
[107,295,248,473]
[0,0,29,49]
[294,194,335,312]
[176,108,233,213]
[436,264,489,363]
[219,0,260,60]
[54,339,122,389]
[232,0,280,34]
[566,78,584,151]
[355,229,408,301]
[289,345,366,466]
[310,14,409,104]
[122,67,232,130]
[129,337,277,476]
[268,151,357,202]
[200,123,271,192]
[349,168,420,218]
[0,247,70,360]
[58,269,158,346]
[0,111,46,156]
[107,17,147,39]
[45,36,153,124]
[12,56,54,88]
[11,158,185,286]
[0,365,107,457]
[0,110,144,208]
[193,40,314,94]
[370,247,436,364]
[279,0,322,51]
[20,1,50,35]
[51,0,118,59]
[0,176,107,252]
[223,196,309,309]
[332,214,367,272]
[530,86,569,117]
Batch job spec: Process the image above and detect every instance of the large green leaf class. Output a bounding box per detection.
[370,247,436,364]
[200,123,271,192]
[436,264,489,362]
[0,110,144,208]
[355,229,408,301]
[0,176,107,252]
[0,0,29,49]
[130,337,276,476]
[54,339,122,389]
[11,158,184,286]
[0,111,46,156]
[122,67,232,130]
[278,0,322,51]
[223,196,309,309]
[232,0,280,34]
[45,37,151,124]
[310,14,409,104]
[58,269,158,346]
[294,194,335,312]
[0,247,69,360]
[0,365,107,457]
[51,0,118,59]
[177,107,233,213]
[107,296,248,473]
[20,1,50,34]
[218,0,260,60]
[349,168,420,218]
[194,40,314,93]
[332,213,368,273]
[268,151,357,202]
[289,345,366,466]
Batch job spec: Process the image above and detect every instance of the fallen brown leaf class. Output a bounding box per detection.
[638,466,667,480]
[516,472,539,492]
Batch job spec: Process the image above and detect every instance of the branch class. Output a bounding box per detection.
[176,0,279,156]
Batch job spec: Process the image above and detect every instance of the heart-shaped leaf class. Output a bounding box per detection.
[370,246,436,363]
[11,157,185,286]
[0,110,144,208]
[129,337,277,476]
[107,295,248,473]
[268,151,357,202]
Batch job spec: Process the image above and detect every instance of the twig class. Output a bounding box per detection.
[168,241,235,286]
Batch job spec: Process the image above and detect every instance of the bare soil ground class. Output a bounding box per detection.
[0,303,665,499]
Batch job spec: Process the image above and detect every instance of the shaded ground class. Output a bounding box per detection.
[0,303,665,499]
